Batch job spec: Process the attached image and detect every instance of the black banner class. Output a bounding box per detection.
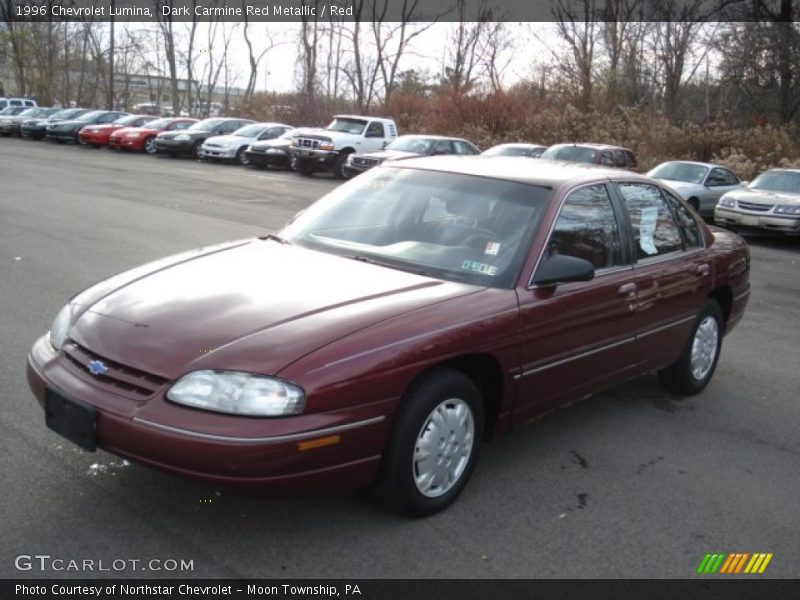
[3,579,800,600]
[1,0,787,23]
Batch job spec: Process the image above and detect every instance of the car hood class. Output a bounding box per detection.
[203,134,252,145]
[54,119,93,128]
[158,129,207,139]
[656,180,703,196]
[362,149,419,161]
[723,187,800,205]
[69,239,478,380]
[85,123,120,130]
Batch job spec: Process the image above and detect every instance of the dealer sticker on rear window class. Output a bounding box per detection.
[462,260,498,276]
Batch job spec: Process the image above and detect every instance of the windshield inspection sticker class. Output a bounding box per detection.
[639,207,659,255]
[462,260,498,276]
[484,241,501,256]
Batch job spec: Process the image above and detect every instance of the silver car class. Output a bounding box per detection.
[648,161,743,217]
[715,169,800,235]
[199,122,293,165]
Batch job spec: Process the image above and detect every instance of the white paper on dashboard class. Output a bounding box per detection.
[639,207,658,255]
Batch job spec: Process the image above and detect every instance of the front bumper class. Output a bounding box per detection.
[20,125,46,138]
[78,131,111,145]
[290,147,340,168]
[244,150,290,167]
[46,128,79,142]
[199,145,238,160]
[0,122,20,135]
[155,138,195,154]
[109,135,143,150]
[715,207,800,234]
[26,335,386,489]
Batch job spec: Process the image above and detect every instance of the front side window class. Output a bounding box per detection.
[432,140,453,154]
[365,121,385,138]
[617,183,683,259]
[662,190,702,248]
[281,166,551,288]
[548,184,623,270]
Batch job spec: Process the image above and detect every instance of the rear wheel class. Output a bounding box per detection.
[374,367,484,516]
[191,140,203,159]
[658,299,723,395]
[143,136,157,154]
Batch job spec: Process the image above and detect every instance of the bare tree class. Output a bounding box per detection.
[242,20,280,108]
[442,0,496,94]
[553,0,599,112]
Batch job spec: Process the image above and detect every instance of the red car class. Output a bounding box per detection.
[77,114,158,147]
[27,158,749,516]
[109,117,199,154]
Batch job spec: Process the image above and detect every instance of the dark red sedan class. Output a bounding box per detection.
[108,117,198,154]
[77,114,157,147]
[27,158,749,516]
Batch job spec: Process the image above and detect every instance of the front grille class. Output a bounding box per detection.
[738,201,773,212]
[62,341,169,398]
[297,138,320,149]
[353,157,379,167]
[205,143,222,148]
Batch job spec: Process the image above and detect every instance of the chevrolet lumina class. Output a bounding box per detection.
[27,158,750,516]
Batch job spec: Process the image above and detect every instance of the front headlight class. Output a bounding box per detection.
[167,370,305,417]
[718,196,736,208]
[319,142,335,151]
[265,148,283,154]
[126,132,141,138]
[774,204,800,215]
[49,304,72,350]
[174,134,190,141]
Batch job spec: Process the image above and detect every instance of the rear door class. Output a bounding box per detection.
[612,182,712,371]
[513,183,639,419]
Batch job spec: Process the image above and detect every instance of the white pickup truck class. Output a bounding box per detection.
[290,115,398,178]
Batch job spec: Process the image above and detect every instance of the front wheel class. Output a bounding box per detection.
[236,147,249,166]
[191,140,203,159]
[374,367,484,516]
[658,299,724,395]
[333,152,353,179]
[143,136,157,154]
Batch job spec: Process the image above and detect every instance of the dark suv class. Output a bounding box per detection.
[541,143,638,170]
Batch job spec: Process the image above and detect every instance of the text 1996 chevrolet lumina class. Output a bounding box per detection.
[27,157,750,515]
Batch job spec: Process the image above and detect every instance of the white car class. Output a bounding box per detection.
[648,161,743,217]
[199,122,293,165]
[715,168,800,235]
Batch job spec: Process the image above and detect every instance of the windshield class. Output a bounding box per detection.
[189,119,226,132]
[541,145,597,163]
[76,110,105,122]
[19,107,45,117]
[143,118,171,129]
[649,162,708,184]
[750,171,800,194]
[231,124,266,137]
[326,117,368,134]
[0,107,25,115]
[282,166,550,288]
[386,137,437,153]
[114,114,146,126]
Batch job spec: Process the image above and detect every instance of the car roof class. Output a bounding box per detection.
[763,168,800,174]
[652,160,722,169]
[489,143,547,149]
[333,114,393,122]
[548,142,633,152]
[395,134,471,142]
[387,156,648,187]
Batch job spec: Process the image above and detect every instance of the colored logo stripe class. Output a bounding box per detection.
[697,553,773,574]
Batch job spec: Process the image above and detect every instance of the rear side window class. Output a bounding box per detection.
[365,121,385,138]
[548,184,623,270]
[707,168,739,186]
[453,140,478,155]
[617,183,683,259]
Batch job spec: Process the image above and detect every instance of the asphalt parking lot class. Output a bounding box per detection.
[1,138,798,579]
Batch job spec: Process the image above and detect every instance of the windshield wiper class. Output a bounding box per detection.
[260,233,291,245]
[350,254,432,276]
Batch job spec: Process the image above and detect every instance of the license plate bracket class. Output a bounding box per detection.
[45,389,97,451]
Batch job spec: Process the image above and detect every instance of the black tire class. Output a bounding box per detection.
[374,367,485,517]
[658,299,724,396]
[191,140,203,159]
[333,151,353,179]
[143,136,157,155]
[296,158,315,176]
[235,146,249,166]
[688,197,699,212]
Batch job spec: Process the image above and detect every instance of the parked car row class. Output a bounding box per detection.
[3,106,798,235]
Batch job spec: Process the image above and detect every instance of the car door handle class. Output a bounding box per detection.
[618,283,637,297]
[695,264,710,276]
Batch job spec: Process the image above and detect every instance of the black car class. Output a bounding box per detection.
[20,108,92,140]
[155,118,255,158]
[342,135,481,177]
[0,107,60,137]
[482,143,548,158]
[45,110,129,144]
[244,128,309,169]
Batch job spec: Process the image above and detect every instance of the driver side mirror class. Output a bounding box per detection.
[532,254,595,287]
